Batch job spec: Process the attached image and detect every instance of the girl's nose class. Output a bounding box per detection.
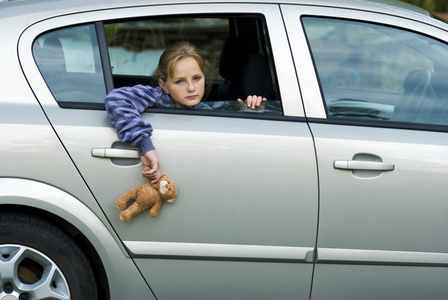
[187,81,195,92]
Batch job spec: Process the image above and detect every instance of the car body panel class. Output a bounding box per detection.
[282,4,448,298]
[135,257,312,299]
[17,2,318,298]
[311,263,448,299]
[309,124,448,298]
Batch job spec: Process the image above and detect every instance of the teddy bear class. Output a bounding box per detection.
[116,173,178,223]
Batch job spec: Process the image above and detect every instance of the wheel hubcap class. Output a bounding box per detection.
[0,245,70,300]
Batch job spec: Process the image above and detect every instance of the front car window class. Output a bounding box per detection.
[302,17,448,126]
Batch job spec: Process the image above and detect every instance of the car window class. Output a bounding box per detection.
[302,17,448,126]
[32,15,282,115]
[104,16,282,114]
[33,24,107,105]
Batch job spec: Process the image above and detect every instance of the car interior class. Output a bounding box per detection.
[108,16,279,106]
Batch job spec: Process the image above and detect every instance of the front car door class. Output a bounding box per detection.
[20,3,318,299]
[283,4,448,299]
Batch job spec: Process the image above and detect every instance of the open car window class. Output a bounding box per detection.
[104,16,282,114]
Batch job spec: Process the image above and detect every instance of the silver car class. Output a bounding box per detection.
[1,0,447,299]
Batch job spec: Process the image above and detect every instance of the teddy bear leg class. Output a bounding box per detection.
[149,201,162,217]
[119,202,144,223]
[116,187,139,210]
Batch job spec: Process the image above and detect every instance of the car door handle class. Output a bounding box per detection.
[334,160,394,171]
[91,148,139,159]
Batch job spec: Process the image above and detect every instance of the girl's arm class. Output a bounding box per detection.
[105,85,171,183]
[104,84,171,155]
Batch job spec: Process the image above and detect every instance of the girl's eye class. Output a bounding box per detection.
[194,76,202,81]
[175,80,183,84]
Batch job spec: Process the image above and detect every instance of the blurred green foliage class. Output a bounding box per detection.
[398,0,448,12]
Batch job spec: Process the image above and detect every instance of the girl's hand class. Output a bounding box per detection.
[237,95,267,111]
[140,150,161,184]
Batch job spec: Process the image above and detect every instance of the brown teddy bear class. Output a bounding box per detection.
[116,174,178,223]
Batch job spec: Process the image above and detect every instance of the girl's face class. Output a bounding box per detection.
[159,57,205,107]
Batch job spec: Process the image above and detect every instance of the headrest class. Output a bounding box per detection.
[39,37,66,74]
[219,36,246,81]
[218,36,273,99]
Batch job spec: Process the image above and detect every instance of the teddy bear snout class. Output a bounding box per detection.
[159,180,169,195]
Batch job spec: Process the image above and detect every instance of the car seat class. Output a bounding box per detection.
[393,68,438,123]
[34,37,69,98]
[218,36,273,101]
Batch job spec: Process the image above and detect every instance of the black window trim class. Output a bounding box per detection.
[307,117,448,132]
[95,21,114,94]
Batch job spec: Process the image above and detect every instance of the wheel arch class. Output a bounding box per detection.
[0,204,110,299]
[0,178,153,299]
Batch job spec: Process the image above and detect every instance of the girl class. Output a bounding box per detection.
[105,42,267,183]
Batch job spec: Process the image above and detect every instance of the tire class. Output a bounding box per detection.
[0,212,98,300]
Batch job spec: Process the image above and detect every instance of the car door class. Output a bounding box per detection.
[283,4,448,299]
[20,3,318,299]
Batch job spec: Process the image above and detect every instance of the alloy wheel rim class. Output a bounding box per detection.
[0,244,70,300]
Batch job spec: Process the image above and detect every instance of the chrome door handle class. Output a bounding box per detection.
[91,148,139,159]
[334,160,394,171]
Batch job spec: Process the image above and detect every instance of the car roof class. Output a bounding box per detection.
[0,0,430,17]
[0,0,444,32]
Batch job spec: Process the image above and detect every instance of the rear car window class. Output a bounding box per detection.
[104,16,281,114]
[33,24,107,105]
[302,17,448,126]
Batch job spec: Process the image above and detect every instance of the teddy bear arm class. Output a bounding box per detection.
[149,201,162,218]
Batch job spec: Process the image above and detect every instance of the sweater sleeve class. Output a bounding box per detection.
[104,85,172,156]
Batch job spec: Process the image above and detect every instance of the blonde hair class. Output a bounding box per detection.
[154,41,208,82]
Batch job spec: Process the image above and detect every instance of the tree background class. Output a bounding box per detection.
[398,0,448,12]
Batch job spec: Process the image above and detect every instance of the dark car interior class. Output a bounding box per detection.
[110,16,277,103]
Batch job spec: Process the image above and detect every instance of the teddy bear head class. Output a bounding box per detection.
[158,174,177,204]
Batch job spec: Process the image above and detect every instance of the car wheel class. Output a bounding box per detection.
[0,212,98,300]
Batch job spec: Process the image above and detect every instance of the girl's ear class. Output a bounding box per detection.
[158,78,169,94]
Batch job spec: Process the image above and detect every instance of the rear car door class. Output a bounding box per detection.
[283,4,448,299]
[20,3,318,299]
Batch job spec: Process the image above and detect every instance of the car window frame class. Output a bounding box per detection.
[19,3,306,120]
[302,16,448,128]
[100,14,280,110]
[281,4,448,132]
